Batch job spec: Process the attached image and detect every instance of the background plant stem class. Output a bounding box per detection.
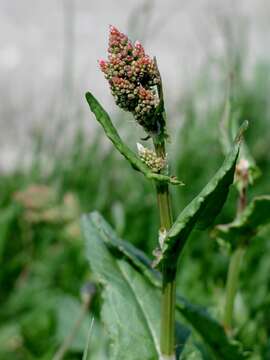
[224,245,245,332]
[224,184,247,333]
[52,290,93,360]
[154,140,176,359]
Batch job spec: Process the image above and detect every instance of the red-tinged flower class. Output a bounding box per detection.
[99,25,161,134]
[98,59,108,73]
[133,41,145,57]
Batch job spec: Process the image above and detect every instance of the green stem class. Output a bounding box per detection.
[160,265,176,359]
[223,246,245,333]
[154,140,176,359]
[224,184,247,333]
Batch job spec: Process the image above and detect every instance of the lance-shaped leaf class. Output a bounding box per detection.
[82,213,191,360]
[156,124,246,269]
[81,213,162,359]
[213,195,270,245]
[175,297,247,360]
[85,92,182,185]
[86,211,162,287]
[82,212,246,360]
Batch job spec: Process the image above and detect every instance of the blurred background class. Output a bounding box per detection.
[0,0,270,359]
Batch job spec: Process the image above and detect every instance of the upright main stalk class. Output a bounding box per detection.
[154,140,176,359]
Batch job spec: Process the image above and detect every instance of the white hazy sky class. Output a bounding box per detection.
[1,0,270,170]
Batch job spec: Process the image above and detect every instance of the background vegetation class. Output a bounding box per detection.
[0,56,270,359]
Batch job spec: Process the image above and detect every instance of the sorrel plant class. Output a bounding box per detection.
[82,26,249,359]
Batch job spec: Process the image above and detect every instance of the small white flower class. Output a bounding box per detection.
[137,143,166,173]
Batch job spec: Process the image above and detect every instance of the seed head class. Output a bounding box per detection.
[99,26,161,134]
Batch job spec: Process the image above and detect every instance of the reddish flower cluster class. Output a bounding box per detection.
[99,26,161,133]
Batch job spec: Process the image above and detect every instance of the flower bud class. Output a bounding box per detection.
[137,143,166,173]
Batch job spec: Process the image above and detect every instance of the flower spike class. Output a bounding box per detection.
[99,25,162,134]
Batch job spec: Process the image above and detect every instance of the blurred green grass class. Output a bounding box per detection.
[0,62,270,359]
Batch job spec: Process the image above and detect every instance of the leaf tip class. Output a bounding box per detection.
[234,120,249,144]
[85,91,93,103]
[170,177,185,186]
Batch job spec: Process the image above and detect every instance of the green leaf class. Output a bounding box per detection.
[0,322,21,354]
[219,87,234,156]
[82,212,246,360]
[0,205,19,261]
[180,337,205,360]
[85,92,182,185]
[176,298,246,360]
[82,213,162,360]
[213,195,270,245]
[156,131,242,269]
[20,307,54,355]
[86,211,161,287]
